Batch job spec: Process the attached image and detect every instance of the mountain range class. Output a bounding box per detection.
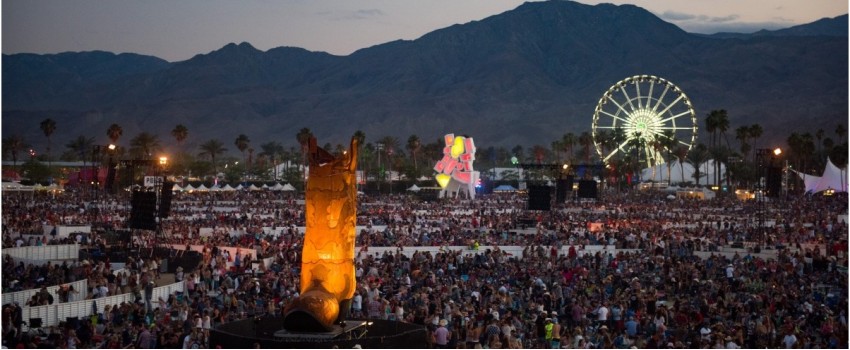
[3,0,847,154]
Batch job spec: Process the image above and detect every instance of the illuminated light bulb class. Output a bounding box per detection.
[436,174,451,188]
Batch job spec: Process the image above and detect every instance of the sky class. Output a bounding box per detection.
[2,0,848,62]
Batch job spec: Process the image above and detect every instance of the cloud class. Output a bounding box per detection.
[659,11,738,23]
[659,11,695,21]
[656,10,793,34]
[708,15,739,23]
[319,8,386,21]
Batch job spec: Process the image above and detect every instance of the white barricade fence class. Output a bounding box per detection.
[21,280,185,329]
[3,244,79,262]
[2,279,89,307]
[354,245,641,261]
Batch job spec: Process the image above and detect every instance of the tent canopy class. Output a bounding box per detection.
[281,183,296,191]
[493,184,517,192]
[795,158,847,193]
[407,184,421,192]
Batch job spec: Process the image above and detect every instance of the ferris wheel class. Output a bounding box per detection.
[591,75,697,168]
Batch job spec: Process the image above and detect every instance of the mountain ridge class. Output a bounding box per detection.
[3,0,847,153]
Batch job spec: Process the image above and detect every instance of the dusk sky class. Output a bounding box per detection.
[3,0,847,62]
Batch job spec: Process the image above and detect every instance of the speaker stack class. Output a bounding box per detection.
[765,167,782,197]
[159,181,174,218]
[527,185,551,211]
[129,190,157,230]
[556,175,573,203]
[577,180,598,199]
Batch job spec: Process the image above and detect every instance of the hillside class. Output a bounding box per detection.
[3,0,847,153]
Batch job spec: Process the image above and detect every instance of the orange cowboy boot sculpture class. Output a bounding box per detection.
[283,136,358,332]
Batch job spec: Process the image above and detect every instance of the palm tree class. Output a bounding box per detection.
[595,130,611,161]
[39,118,56,163]
[234,134,251,169]
[659,130,678,185]
[748,124,763,162]
[259,141,284,180]
[674,145,690,185]
[511,145,524,164]
[129,132,161,159]
[836,124,846,144]
[171,124,188,148]
[532,145,547,164]
[686,144,710,185]
[815,129,825,154]
[296,128,313,182]
[551,140,562,164]
[735,126,750,157]
[66,135,94,161]
[378,136,400,184]
[562,133,576,163]
[352,130,366,186]
[198,139,227,175]
[2,135,27,171]
[705,109,729,185]
[406,134,421,172]
[107,124,123,145]
[578,132,593,163]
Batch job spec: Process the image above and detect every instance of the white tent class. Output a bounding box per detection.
[235,184,245,190]
[3,181,34,192]
[281,183,296,192]
[248,184,262,191]
[222,184,236,191]
[407,184,421,192]
[183,184,196,191]
[171,183,184,192]
[261,183,269,189]
[270,183,285,191]
[675,187,716,200]
[795,158,848,193]
[196,184,209,191]
[493,184,517,192]
[209,184,221,191]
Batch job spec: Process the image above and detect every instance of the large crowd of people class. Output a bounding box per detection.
[1,185,847,349]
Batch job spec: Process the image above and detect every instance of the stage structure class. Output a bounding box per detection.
[283,136,358,332]
[433,133,479,199]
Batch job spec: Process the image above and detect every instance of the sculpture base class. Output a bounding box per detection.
[209,316,428,349]
[274,320,366,340]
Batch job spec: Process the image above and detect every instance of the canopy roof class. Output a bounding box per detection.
[795,158,847,193]
[493,184,517,192]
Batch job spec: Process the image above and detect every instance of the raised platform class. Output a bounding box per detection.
[210,316,428,349]
[273,320,367,340]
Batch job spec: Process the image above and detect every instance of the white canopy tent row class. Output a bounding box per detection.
[794,158,847,194]
[170,182,297,192]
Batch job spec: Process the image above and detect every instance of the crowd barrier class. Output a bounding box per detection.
[21,280,185,330]
[354,245,642,260]
[2,279,89,307]
[3,244,79,263]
